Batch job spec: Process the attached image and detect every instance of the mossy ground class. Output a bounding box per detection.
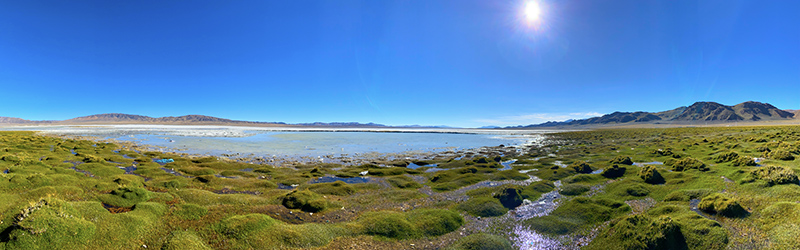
[2,126,800,249]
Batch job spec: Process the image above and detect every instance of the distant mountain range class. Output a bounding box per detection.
[0,113,423,128]
[509,101,797,128]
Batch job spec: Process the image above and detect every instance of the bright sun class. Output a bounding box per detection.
[524,1,541,22]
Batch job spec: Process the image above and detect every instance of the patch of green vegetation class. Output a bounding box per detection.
[162,230,212,250]
[758,202,800,248]
[430,167,488,192]
[494,186,524,209]
[714,151,739,163]
[307,181,357,196]
[281,189,330,212]
[698,193,748,217]
[609,156,633,165]
[669,157,708,171]
[767,150,795,161]
[447,233,513,250]
[524,197,630,235]
[625,183,650,196]
[601,164,626,178]
[216,213,281,239]
[664,189,713,201]
[407,209,464,236]
[357,209,463,240]
[3,198,96,249]
[568,161,593,174]
[586,214,686,250]
[456,197,508,217]
[743,165,799,186]
[357,211,419,239]
[590,203,729,250]
[639,165,665,184]
[98,187,152,207]
[386,175,423,189]
[173,203,208,220]
[560,183,590,196]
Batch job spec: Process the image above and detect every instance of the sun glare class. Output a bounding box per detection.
[525,1,541,22]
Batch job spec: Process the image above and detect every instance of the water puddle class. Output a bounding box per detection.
[553,161,567,168]
[70,149,77,155]
[2,169,8,174]
[500,159,518,171]
[512,225,570,250]
[240,168,254,172]
[513,180,563,219]
[633,161,663,166]
[308,175,370,184]
[119,165,137,174]
[424,167,446,173]
[519,169,538,174]
[153,159,174,165]
[277,183,297,190]
[591,169,603,174]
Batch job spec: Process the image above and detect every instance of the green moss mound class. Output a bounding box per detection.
[456,197,508,217]
[407,209,464,236]
[98,187,152,207]
[625,183,650,196]
[767,150,795,161]
[494,186,523,209]
[644,205,729,249]
[217,213,281,239]
[162,230,212,250]
[448,233,513,250]
[713,151,739,163]
[745,165,799,186]
[358,211,419,239]
[568,161,592,174]
[732,155,757,166]
[307,181,356,196]
[281,189,329,212]
[586,214,687,250]
[670,157,707,171]
[386,176,422,189]
[609,156,633,165]
[698,193,748,217]
[560,183,590,196]
[4,198,96,249]
[525,197,630,235]
[601,164,627,178]
[174,203,208,220]
[639,165,665,184]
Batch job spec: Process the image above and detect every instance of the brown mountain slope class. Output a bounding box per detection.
[520,101,796,128]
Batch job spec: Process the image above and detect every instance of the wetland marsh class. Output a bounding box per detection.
[1,126,800,249]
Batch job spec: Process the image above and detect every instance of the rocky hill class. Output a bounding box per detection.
[0,113,391,127]
[516,101,796,128]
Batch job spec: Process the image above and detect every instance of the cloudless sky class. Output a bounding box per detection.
[1,0,798,127]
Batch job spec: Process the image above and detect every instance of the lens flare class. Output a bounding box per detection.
[525,1,541,22]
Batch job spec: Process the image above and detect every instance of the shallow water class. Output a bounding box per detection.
[308,176,371,184]
[5,125,550,159]
[500,159,517,171]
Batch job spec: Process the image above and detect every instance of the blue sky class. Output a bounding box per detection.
[1,0,798,127]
